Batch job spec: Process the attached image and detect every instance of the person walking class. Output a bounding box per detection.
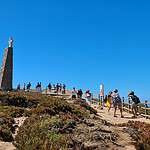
[107,91,113,112]
[128,91,140,118]
[112,89,123,118]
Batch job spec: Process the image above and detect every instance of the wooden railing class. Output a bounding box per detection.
[122,101,150,119]
[90,98,150,119]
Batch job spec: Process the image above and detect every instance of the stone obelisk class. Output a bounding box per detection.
[0,37,13,91]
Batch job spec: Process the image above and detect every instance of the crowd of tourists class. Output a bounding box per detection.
[103,89,141,118]
[16,82,66,94]
[47,83,66,94]
[16,83,89,99]
[16,82,148,118]
[71,88,93,102]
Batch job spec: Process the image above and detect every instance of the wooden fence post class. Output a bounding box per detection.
[122,97,125,107]
[98,94,101,108]
[128,97,130,113]
[145,100,148,119]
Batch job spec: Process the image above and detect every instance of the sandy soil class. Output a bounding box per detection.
[91,104,150,124]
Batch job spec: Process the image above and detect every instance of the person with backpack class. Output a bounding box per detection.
[112,89,123,118]
[77,89,83,99]
[128,91,140,118]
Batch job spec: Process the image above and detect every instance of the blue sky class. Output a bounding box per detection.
[0,0,150,100]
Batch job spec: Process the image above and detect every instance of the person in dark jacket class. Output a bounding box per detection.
[128,91,140,118]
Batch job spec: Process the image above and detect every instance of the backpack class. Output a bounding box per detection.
[132,95,140,104]
[113,95,122,103]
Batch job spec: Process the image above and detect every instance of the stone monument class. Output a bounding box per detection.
[0,37,13,90]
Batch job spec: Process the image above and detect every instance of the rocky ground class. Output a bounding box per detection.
[0,92,149,150]
[0,116,27,150]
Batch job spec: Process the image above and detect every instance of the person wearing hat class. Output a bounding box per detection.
[112,89,123,118]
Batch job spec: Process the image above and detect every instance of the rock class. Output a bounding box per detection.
[90,114,95,119]
[92,133,105,141]
[94,127,112,133]
[83,143,99,150]
[0,118,5,125]
[84,119,95,127]
[68,139,84,150]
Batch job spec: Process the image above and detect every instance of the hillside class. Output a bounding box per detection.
[0,91,150,150]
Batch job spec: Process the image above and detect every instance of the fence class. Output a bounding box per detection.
[90,97,150,119]
[122,99,150,119]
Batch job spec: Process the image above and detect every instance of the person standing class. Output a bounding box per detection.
[36,82,39,92]
[48,83,52,92]
[60,83,62,93]
[72,87,77,99]
[77,89,83,99]
[56,83,59,94]
[26,82,31,92]
[62,84,66,94]
[128,91,140,118]
[17,84,20,91]
[85,90,92,104]
[112,89,123,118]
[23,83,26,91]
[39,82,42,92]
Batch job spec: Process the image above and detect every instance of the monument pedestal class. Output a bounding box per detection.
[0,38,13,91]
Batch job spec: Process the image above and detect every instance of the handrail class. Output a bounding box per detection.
[90,99,150,119]
[122,101,150,119]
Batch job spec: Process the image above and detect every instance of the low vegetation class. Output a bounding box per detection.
[0,91,150,150]
[126,121,150,150]
[0,91,97,149]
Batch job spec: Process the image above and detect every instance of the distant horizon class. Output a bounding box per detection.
[0,0,150,101]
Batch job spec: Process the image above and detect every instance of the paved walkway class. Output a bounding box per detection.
[91,104,150,124]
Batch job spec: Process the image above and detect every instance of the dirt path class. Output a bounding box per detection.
[0,117,27,150]
[0,142,15,150]
[110,126,136,150]
[88,104,150,150]
[91,104,150,124]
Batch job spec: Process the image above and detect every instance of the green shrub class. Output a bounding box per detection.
[15,116,69,150]
[0,125,13,142]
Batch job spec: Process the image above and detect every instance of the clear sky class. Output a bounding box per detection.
[0,0,150,100]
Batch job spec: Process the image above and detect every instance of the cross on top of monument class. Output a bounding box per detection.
[8,37,13,48]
